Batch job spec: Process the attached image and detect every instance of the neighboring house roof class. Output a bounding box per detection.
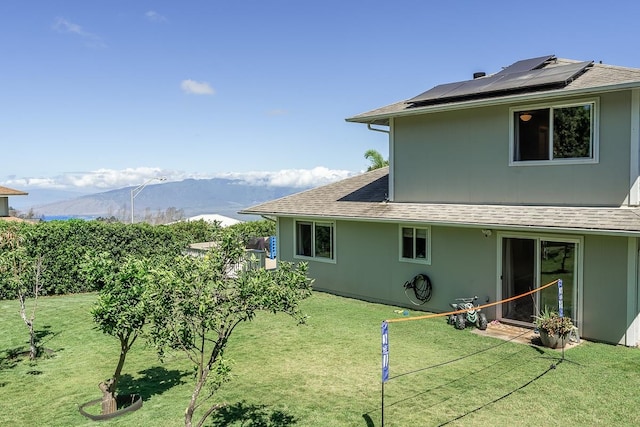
[185,214,242,227]
[0,185,28,196]
[347,56,640,126]
[240,168,640,236]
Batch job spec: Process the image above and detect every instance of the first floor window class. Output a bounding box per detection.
[400,225,430,264]
[296,220,334,260]
[512,100,596,164]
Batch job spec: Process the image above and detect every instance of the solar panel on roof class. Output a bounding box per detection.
[408,81,467,103]
[495,55,555,75]
[481,61,592,92]
[407,74,503,103]
[438,75,504,99]
[407,56,592,106]
[518,61,592,87]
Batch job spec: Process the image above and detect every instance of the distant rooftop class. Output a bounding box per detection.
[0,185,28,196]
[184,214,242,227]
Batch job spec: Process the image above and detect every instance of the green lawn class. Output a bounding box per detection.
[1,292,639,426]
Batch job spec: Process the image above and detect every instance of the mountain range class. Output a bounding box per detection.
[10,178,307,221]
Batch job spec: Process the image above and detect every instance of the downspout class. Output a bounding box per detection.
[628,88,640,206]
[367,123,390,134]
[626,237,640,346]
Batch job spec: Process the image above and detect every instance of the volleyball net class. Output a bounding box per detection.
[377,279,569,426]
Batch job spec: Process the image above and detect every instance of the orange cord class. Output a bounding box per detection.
[386,279,559,324]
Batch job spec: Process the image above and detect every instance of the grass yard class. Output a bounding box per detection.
[1,292,640,426]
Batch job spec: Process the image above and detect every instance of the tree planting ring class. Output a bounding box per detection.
[78,394,143,421]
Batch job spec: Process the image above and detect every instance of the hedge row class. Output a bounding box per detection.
[0,218,274,299]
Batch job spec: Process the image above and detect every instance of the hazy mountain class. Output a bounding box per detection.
[12,178,307,220]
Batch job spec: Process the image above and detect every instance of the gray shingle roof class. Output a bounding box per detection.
[240,168,640,236]
[347,58,640,126]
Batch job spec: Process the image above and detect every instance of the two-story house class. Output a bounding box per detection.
[241,55,640,346]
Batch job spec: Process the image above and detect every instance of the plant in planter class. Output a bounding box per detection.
[534,306,574,349]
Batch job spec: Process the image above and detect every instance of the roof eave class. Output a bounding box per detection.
[346,81,640,126]
[238,209,640,238]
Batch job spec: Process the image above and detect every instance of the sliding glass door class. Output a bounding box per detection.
[501,236,578,324]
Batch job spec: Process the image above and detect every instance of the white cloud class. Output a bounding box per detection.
[145,11,167,23]
[1,167,355,191]
[180,79,215,95]
[1,167,170,191]
[267,109,288,116]
[52,17,106,48]
[216,167,356,187]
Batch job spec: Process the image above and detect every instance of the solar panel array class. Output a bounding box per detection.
[407,55,593,106]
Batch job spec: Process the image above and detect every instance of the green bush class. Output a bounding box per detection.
[229,219,275,245]
[0,219,223,298]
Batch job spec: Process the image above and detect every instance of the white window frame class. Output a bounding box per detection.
[509,98,599,166]
[496,231,583,329]
[399,224,431,265]
[293,219,336,263]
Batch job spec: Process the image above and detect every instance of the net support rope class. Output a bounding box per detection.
[386,279,559,324]
[380,279,562,427]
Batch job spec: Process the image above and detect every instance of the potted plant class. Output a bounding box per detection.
[534,306,574,349]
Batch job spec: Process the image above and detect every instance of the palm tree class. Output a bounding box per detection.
[364,149,389,171]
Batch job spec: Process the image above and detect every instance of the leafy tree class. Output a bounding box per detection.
[85,253,152,414]
[0,219,225,300]
[229,219,276,245]
[145,228,312,427]
[553,105,592,159]
[0,222,44,360]
[1,219,216,298]
[364,149,389,171]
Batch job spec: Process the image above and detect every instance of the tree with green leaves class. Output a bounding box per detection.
[0,222,44,361]
[364,149,389,171]
[85,253,152,415]
[145,228,312,427]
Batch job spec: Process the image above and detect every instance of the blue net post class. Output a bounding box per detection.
[268,236,276,259]
[381,321,389,426]
[558,279,563,318]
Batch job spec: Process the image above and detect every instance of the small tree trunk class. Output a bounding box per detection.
[185,375,204,427]
[98,333,133,415]
[19,257,43,361]
[28,321,37,360]
[18,292,37,360]
[99,379,117,414]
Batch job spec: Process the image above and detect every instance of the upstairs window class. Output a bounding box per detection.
[295,220,334,261]
[400,225,430,264]
[511,100,597,164]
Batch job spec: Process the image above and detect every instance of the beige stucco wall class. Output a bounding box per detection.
[278,217,634,345]
[393,91,632,206]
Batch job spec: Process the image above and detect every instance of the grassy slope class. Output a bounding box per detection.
[1,292,639,426]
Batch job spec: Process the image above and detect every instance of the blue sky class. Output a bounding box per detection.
[2,0,640,192]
